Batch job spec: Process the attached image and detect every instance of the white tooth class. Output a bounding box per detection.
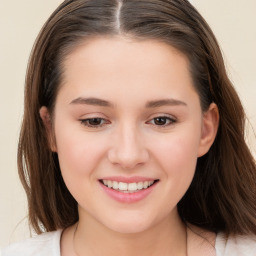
[107,180,113,188]
[119,182,128,191]
[143,181,149,189]
[113,181,119,189]
[104,180,154,191]
[128,183,138,191]
[137,182,143,190]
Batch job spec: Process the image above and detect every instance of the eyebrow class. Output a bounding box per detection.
[69,97,187,108]
[70,97,114,107]
[145,99,187,108]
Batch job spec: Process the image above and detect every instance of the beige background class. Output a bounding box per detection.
[0,0,255,248]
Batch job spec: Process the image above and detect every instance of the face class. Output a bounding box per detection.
[43,36,217,234]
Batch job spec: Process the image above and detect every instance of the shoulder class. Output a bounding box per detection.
[1,230,62,256]
[216,232,256,256]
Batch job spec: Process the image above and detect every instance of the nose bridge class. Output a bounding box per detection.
[120,123,140,154]
[108,121,149,169]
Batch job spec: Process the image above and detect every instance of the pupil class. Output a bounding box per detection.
[89,118,101,125]
[154,117,166,125]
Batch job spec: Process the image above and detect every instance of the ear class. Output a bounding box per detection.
[198,103,219,157]
[39,106,57,152]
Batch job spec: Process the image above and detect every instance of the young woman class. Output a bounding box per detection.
[2,0,256,255]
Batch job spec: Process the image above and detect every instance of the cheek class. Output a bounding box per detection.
[54,129,109,206]
[150,124,202,181]
[54,124,107,179]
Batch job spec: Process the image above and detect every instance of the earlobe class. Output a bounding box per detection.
[39,106,57,152]
[198,103,219,157]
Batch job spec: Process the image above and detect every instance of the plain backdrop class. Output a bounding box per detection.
[0,0,255,248]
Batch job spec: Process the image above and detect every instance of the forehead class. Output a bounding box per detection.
[58,36,197,106]
[62,36,190,79]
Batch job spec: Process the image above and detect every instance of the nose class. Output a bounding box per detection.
[107,124,149,169]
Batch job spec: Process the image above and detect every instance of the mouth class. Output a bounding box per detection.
[99,179,159,193]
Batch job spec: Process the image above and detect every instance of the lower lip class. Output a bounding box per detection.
[99,181,158,203]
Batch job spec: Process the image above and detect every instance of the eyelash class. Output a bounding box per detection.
[79,115,176,129]
[79,118,110,128]
[146,115,176,127]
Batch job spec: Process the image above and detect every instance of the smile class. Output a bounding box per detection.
[100,180,158,193]
[99,177,159,203]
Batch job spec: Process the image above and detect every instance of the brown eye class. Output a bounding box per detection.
[80,118,109,128]
[153,117,169,125]
[146,115,176,127]
[88,118,103,126]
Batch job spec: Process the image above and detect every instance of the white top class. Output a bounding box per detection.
[216,232,256,255]
[1,231,61,256]
[1,230,256,256]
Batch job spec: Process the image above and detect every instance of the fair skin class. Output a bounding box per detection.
[40,36,219,256]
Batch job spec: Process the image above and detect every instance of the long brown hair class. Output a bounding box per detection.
[18,0,256,235]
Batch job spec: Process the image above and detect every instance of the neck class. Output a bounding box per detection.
[73,209,187,256]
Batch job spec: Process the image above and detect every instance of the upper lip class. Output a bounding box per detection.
[99,176,158,183]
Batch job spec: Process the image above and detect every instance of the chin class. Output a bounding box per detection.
[102,214,155,234]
